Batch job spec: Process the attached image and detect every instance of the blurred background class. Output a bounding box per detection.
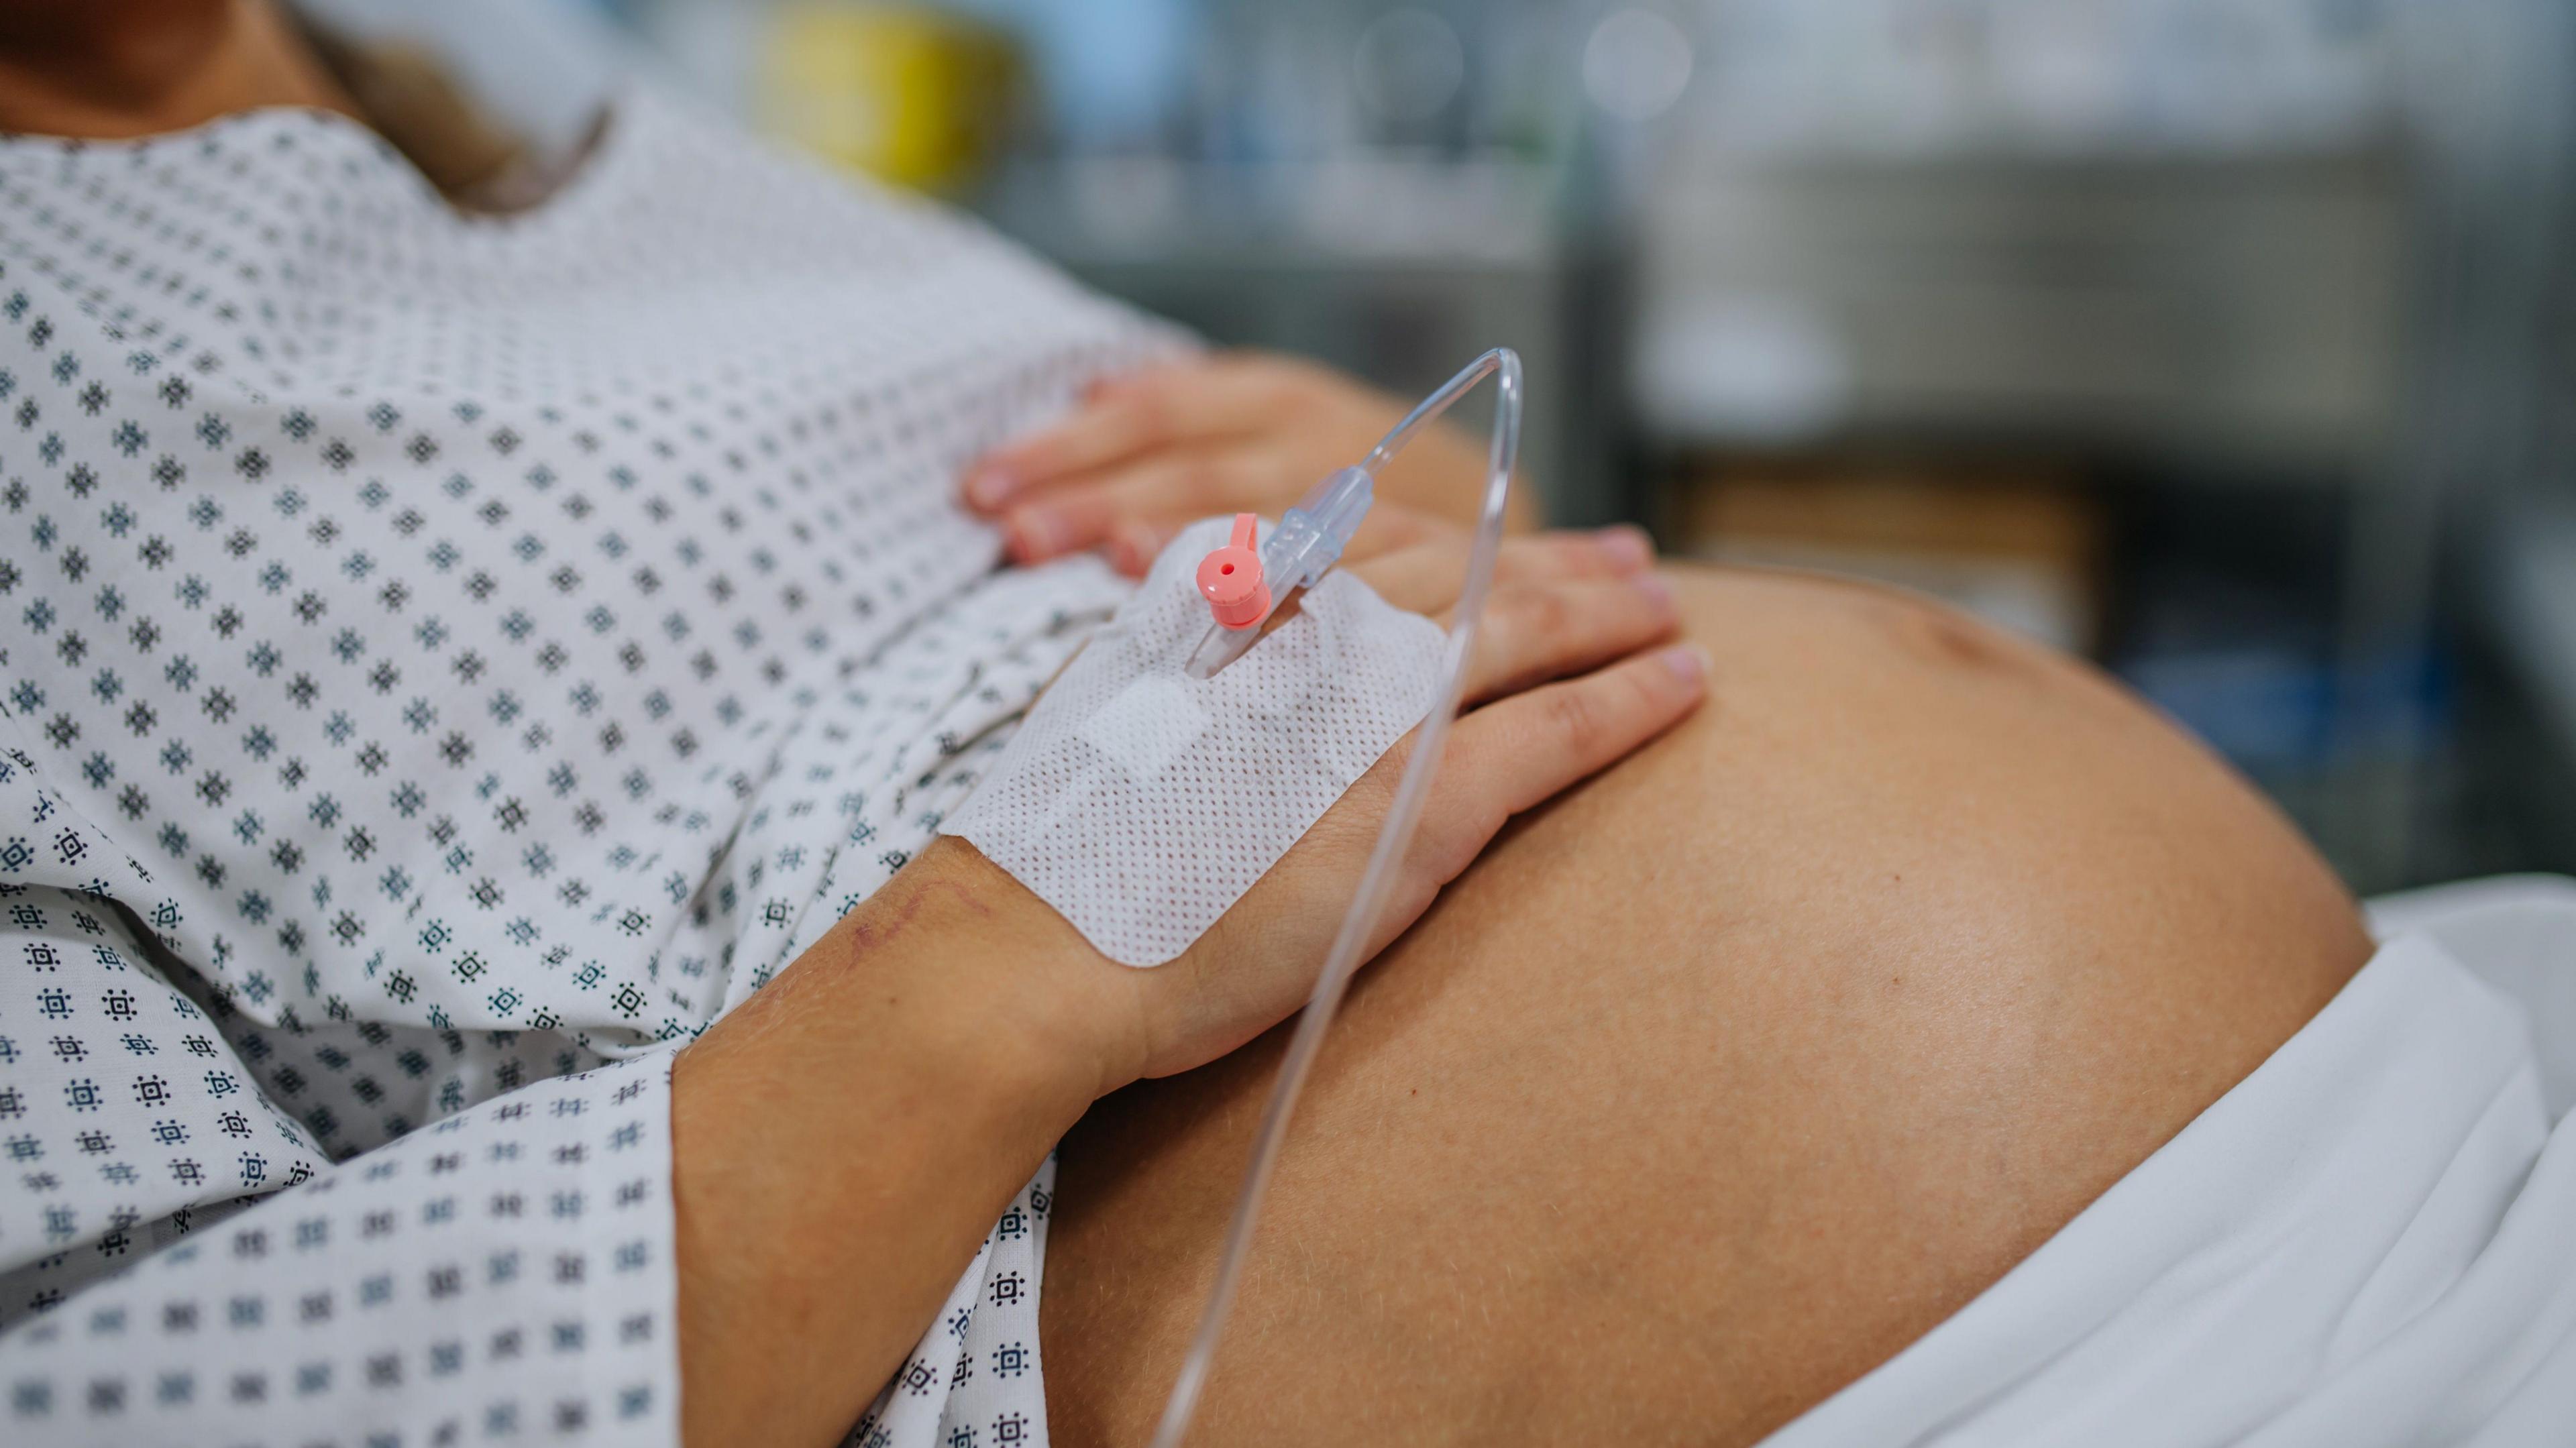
[303,0,2576,895]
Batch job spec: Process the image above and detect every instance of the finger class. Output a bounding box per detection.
[1346,528,1666,617]
[1342,516,1652,573]
[965,361,1293,510]
[1336,504,1454,565]
[1589,523,1658,574]
[1456,575,1681,704]
[1000,452,1250,564]
[1340,535,1468,614]
[1408,645,1709,881]
[1482,526,1658,584]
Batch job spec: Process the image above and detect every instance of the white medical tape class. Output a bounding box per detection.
[943,515,1444,965]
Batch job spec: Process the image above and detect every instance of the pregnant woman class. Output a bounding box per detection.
[11,6,2559,1448]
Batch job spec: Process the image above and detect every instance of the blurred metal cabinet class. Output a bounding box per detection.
[1630,146,2434,886]
[1630,148,2409,472]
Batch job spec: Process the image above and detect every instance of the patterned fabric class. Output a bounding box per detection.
[854,1157,1057,1448]
[0,82,1169,1445]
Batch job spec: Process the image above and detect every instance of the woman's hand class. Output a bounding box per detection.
[961,351,1538,575]
[958,519,1701,1083]
[672,522,1695,1447]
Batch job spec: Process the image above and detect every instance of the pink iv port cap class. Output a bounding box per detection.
[1197,512,1271,630]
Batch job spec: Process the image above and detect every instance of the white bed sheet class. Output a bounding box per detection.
[1764,875,2576,1447]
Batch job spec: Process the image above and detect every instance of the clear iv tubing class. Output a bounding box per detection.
[1148,348,1522,1448]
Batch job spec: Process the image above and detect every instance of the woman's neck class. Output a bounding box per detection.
[0,0,358,140]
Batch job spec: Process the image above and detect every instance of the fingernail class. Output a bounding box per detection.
[1633,571,1673,610]
[1595,524,1655,572]
[1008,506,1063,560]
[965,466,1019,510]
[1660,644,1710,685]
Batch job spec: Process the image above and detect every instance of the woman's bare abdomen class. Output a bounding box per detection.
[1042,565,2370,1447]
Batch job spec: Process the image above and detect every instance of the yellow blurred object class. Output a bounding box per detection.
[759,3,1020,192]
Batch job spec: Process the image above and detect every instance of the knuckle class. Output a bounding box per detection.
[1505,583,1575,643]
[1408,798,1488,879]
[1541,683,1611,756]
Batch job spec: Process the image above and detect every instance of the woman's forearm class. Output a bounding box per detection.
[661,525,1699,1445]
[670,844,1137,1447]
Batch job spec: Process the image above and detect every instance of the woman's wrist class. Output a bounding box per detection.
[669,842,1146,1445]
[878,837,1152,1103]
[678,838,1145,1164]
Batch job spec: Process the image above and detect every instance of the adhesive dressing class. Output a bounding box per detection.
[941,514,1444,966]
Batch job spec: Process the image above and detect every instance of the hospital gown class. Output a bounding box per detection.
[0,81,1166,1445]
